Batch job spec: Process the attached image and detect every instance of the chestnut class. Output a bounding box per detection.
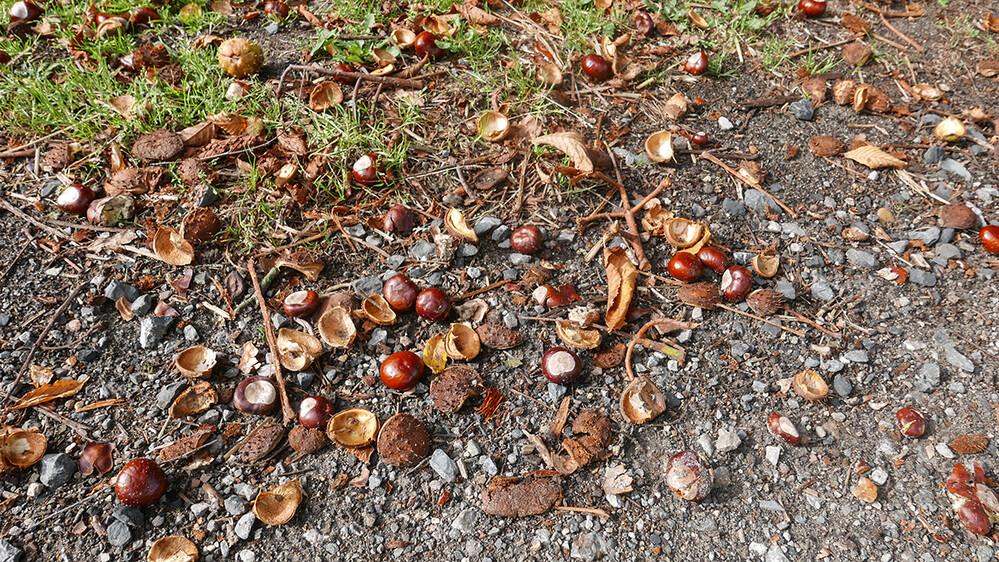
[9,0,42,23]
[414,31,443,59]
[263,0,289,18]
[633,11,654,34]
[667,252,703,283]
[130,6,160,26]
[415,288,450,322]
[351,153,378,185]
[541,346,582,385]
[980,225,999,255]
[332,62,358,85]
[299,395,334,429]
[383,274,419,312]
[896,407,926,438]
[665,451,712,502]
[380,350,424,391]
[798,0,826,17]
[690,131,709,146]
[696,247,728,274]
[383,203,414,233]
[720,265,752,302]
[580,53,612,81]
[56,184,96,216]
[218,37,264,78]
[233,376,278,415]
[115,458,167,507]
[510,225,543,255]
[767,412,801,445]
[683,51,709,75]
[283,289,319,318]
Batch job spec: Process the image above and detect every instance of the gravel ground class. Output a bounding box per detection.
[1,0,999,560]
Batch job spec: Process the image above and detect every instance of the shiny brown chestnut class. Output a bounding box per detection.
[282,289,319,318]
[980,225,999,254]
[263,0,289,18]
[9,0,42,23]
[130,6,160,26]
[767,412,801,445]
[383,204,414,233]
[541,347,582,385]
[299,395,334,429]
[683,51,709,75]
[696,247,728,274]
[896,407,926,438]
[57,184,96,216]
[414,31,443,59]
[510,225,543,255]
[380,350,425,391]
[415,288,450,322]
[332,62,358,85]
[581,53,612,81]
[720,265,752,302]
[383,274,419,312]
[115,458,167,507]
[633,11,654,34]
[351,153,378,185]
[233,376,278,415]
[667,252,703,283]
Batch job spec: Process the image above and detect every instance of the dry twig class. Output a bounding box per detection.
[248,259,295,426]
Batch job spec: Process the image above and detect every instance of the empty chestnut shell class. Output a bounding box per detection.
[233,376,278,415]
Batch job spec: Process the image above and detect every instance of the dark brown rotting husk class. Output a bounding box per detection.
[481,474,561,517]
[475,322,523,350]
[131,129,184,162]
[376,413,431,468]
[429,366,484,414]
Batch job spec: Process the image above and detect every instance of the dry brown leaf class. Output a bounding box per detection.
[207,112,247,135]
[950,433,990,454]
[455,1,500,26]
[532,132,594,173]
[4,378,87,411]
[309,82,343,112]
[604,247,637,330]
[108,95,136,120]
[843,145,906,169]
[808,135,846,156]
[853,476,877,503]
[29,365,54,387]
[603,464,634,496]
[840,13,870,34]
[984,13,999,33]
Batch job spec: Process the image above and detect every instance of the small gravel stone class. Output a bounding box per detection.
[225,496,249,516]
[944,346,974,372]
[810,281,835,302]
[788,99,813,120]
[156,381,186,410]
[351,276,383,299]
[774,279,796,300]
[111,505,143,528]
[411,240,435,261]
[908,269,936,287]
[0,540,22,562]
[715,428,741,453]
[39,454,76,488]
[130,294,155,316]
[237,550,256,562]
[718,116,734,130]
[759,500,784,512]
[547,382,567,402]
[722,197,746,216]
[766,545,791,562]
[510,253,532,266]
[451,508,476,533]
[106,520,131,547]
[833,375,853,397]
[935,443,955,459]
[843,350,868,363]
[940,158,971,181]
[846,249,879,270]
[474,216,502,235]
[139,316,175,349]
[104,280,139,303]
[430,449,458,483]
[235,512,256,540]
[765,446,781,466]
[923,146,945,165]
[870,468,889,486]
[744,190,781,215]
[908,227,940,246]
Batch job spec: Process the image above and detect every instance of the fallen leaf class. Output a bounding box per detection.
[532,132,593,173]
[852,476,878,503]
[108,95,136,120]
[604,247,637,330]
[840,13,870,34]
[808,135,845,156]
[843,145,906,169]
[4,378,87,411]
[309,82,343,111]
[950,433,990,454]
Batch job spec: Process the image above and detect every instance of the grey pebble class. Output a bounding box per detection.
[351,276,383,298]
[235,512,256,540]
[106,520,131,547]
[908,269,936,287]
[846,249,879,270]
[130,294,155,316]
[139,316,175,349]
[0,540,22,562]
[430,449,458,483]
[39,454,76,488]
[788,99,813,120]
[810,281,835,302]
[940,158,971,181]
[833,375,852,397]
[111,505,143,528]
[923,146,945,165]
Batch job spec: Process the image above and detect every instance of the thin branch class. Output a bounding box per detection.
[247,259,295,426]
[698,151,797,218]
